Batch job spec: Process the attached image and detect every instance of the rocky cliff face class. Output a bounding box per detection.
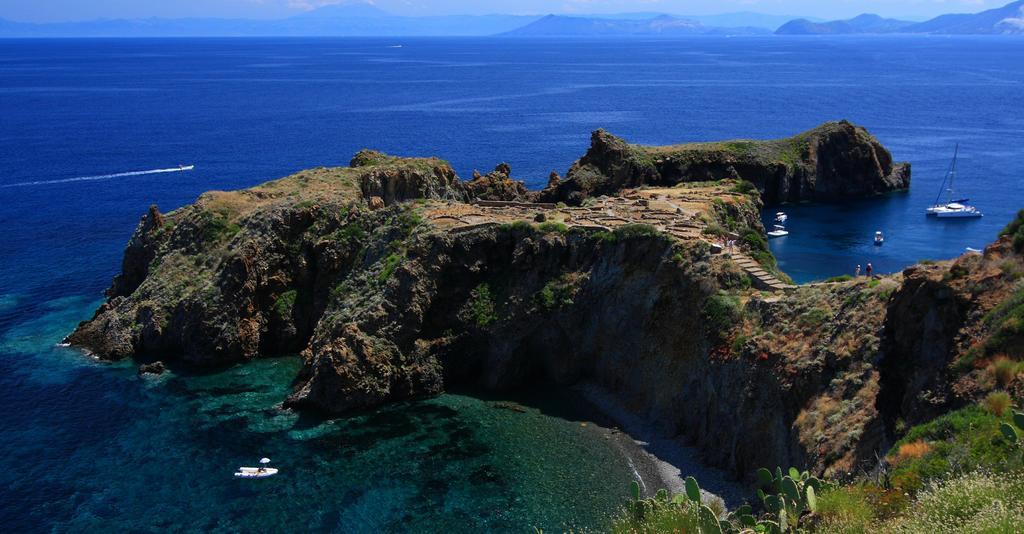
[68,144,1019,483]
[537,121,910,206]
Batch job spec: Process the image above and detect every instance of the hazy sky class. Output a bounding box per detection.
[0,0,1013,23]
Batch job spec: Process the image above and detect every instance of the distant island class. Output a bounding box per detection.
[2,1,1023,37]
[777,0,1024,35]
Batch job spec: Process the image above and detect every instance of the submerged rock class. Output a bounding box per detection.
[138,361,166,375]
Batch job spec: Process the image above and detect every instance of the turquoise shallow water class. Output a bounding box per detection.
[0,296,636,532]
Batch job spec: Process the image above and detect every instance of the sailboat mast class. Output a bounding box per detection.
[947,143,959,203]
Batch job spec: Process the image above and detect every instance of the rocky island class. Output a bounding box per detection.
[68,121,1024,529]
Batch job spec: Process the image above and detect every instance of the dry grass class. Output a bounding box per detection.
[894,440,932,463]
[981,390,1013,417]
[988,355,1022,388]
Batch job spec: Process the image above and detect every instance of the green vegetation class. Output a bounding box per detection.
[613,223,666,241]
[536,273,581,311]
[499,220,534,232]
[537,221,569,234]
[609,392,1024,532]
[882,470,1024,532]
[824,274,854,283]
[730,179,759,197]
[1002,209,1024,253]
[815,485,876,533]
[703,292,743,341]
[377,253,403,284]
[798,307,830,330]
[197,210,241,242]
[755,467,831,532]
[887,405,1021,493]
[273,290,297,318]
[465,283,497,327]
[958,283,1024,371]
[613,478,726,534]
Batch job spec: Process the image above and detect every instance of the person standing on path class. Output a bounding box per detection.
[855,265,861,277]
[866,263,873,278]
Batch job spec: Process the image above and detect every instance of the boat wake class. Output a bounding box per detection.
[2,165,194,188]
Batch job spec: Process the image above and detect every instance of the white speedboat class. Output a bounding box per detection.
[927,145,982,218]
[774,212,788,224]
[178,164,195,171]
[235,467,278,478]
[767,224,789,238]
[874,231,884,246]
[235,457,276,478]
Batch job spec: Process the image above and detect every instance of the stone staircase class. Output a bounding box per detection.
[730,252,794,292]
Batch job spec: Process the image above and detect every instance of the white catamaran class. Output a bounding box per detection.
[926,145,983,218]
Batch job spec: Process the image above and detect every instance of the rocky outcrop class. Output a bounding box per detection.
[463,163,530,201]
[537,121,910,205]
[351,149,468,205]
[67,143,1019,483]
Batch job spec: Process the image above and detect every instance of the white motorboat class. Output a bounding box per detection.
[178,164,195,171]
[767,224,789,238]
[774,212,788,224]
[235,467,278,478]
[874,231,884,246]
[235,457,277,478]
[927,145,982,218]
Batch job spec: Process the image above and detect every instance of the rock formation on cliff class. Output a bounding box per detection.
[537,121,910,205]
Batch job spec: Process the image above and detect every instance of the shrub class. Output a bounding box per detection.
[537,221,568,234]
[198,210,241,242]
[883,471,1024,533]
[980,285,1024,359]
[500,220,534,232]
[1001,209,1024,253]
[887,405,1020,493]
[377,253,403,283]
[703,292,743,340]
[731,179,758,196]
[982,391,1013,417]
[825,274,854,283]
[465,283,497,327]
[989,356,1022,388]
[613,478,727,534]
[273,290,297,317]
[613,223,664,241]
[798,307,830,329]
[816,485,876,533]
[536,274,580,311]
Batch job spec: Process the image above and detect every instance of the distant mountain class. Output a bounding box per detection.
[0,4,540,37]
[776,14,914,35]
[902,0,1024,34]
[777,0,1024,35]
[501,15,770,37]
[688,12,824,31]
[585,12,819,30]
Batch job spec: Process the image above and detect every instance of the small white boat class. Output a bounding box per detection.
[874,231,884,246]
[235,467,278,478]
[927,145,982,218]
[767,224,789,238]
[774,212,788,224]
[235,457,277,478]
[178,164,195,171]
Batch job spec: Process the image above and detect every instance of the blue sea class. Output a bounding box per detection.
[1,37,1022,531]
